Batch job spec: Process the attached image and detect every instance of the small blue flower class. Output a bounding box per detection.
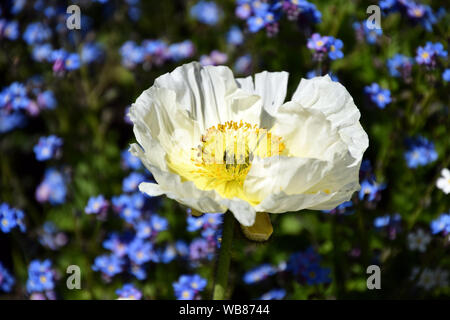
[404,136,438,168]
[92,254,124,277]
[23,22,52,45]
[1,20,20,40]
[121,149,143,171]
[160,245,177,263]
[168,40,195,62]
[327,37,344,60]
[116,283,142,300]
[430,213,450,235]
[127,238,157,264]
[442,69,450,82]
[32,44,53,62]
[33,135,63,161]
[226,26,244,45]
[35,168,67,205]
[358,178,386,201]
[173,274,207,300]
[81,42,103,64]
[415,42,447,66]
[26,259,54,293]
[307,33,329,52]
[190,1,221,25]
[150,214,168,233]
[259,288,286,300]
[0,203,26,233]
[0,262,15,292]
[386,54,413,78]
[85,195,108,215]
[243,264,277,284]
[234,54,252,75]
[122,172,146,193]
[364,83,392,109]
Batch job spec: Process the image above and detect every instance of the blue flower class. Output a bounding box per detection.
[189,237,214,261]
[227,26,244,45]
[307,33,329,52]
[243,264,277,284]
[121,149,143,171]
[259,288,286,300]
[150,214,168,233]
[358,178,386,201]
[81,42,103,64]
[127,238,158,264]
[173,274,207,300]
[353,21,382,44]
[0,262,15,292]
[160,244,177,263]
[33,135,63,161]
[322,201,353,215]
[374,213,401,228]
[85,195,108,215]
[327,37,344,60]
[404,136,438,168]
[0,203,26,233]
[167,40,195,62]
[35,168,67,205]
[0,20,20,40]
[0,110,26,133]
[386,54,413,78]
[23,22,52,45]
[190,1,221,25]
[234,54,252,74]
[92,254,124,277]
[26,259,54,293]
[37,90,57,110]
[119,41,145,68]
[442,69,450,82]
[116,283,142,300]
[247,15,266,33]
[122,172,146,193]
[364,83,392,109]
[415,42,448,66]
[32,44,53,62]
[103,233,130,257]
[430,213,450,235]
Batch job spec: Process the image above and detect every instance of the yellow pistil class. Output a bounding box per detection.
[167,120,285,203]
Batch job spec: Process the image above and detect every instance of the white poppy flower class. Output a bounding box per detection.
[129,62,368,232]
[436,168,450,194]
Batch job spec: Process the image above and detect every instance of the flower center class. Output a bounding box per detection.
[167,121,285,202]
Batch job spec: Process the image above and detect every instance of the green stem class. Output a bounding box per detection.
[212,212,235,300]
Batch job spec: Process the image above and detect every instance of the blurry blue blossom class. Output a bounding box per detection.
[200,50,228,66]
[160,245,177,263]
[173,274,207,300]
[259,288,286,300]
[92,254,124,277]
[81,42,104,64]
[359,178,386,201]
[35,168,67,205]
[168,40,195,62]
[243,264,277,284]
[353,21,382,44]
[374,213,402,239]
[287,247,331,285]
[85,195,109,215]
[322,201,353,215]
[190,1,221,25]
[121,149,143,170]
[23,22,52,45]
[38,222,68,250]
[33,135,63,161]
[32,44,53,62]
[116,283,142,300]
[227,26,244,45]
[404,136,438,168]
[0,110,26,133]
[120,41,145,68]
[387,54,413,78]
[11,0,26,15]
[442,69,450,82]
[430,213,450,235]
[364,83,391,109]
[0,262,15,292]
[103,232,130,257]
[234,54,252,75]
[122,172,146,193]
[37,90,57,110]
[0,20,20,40]
[127,238,158,264]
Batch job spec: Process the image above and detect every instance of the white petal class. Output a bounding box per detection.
[237,71,289,116]
[292,75,369,165]
[138,182,165,196]
[221,198,256,226]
